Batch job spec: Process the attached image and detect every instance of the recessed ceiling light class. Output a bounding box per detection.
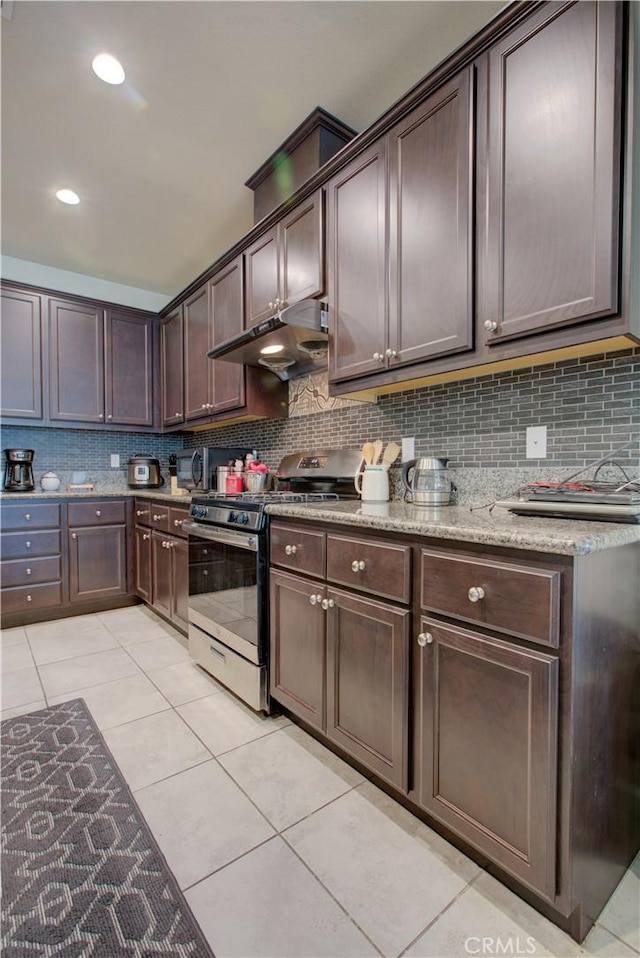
[260,344,284,355]
[56,189,80,205]
[92,53,125,85]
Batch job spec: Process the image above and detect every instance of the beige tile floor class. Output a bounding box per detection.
[1,605,638,958]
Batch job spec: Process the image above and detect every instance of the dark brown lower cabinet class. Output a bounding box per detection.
[326,589,410,791]
[270,568,410,790]
[415,615,558,900]
[134,525,152,603]
[270,570,326,731]
[68,524,128,602]
[149,530,188,633]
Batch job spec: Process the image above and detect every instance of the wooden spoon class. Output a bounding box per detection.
[381,441,401,468]
[372,440,383,465]
[361,442,375,466]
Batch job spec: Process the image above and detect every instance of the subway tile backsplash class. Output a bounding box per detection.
[3,346,638,497]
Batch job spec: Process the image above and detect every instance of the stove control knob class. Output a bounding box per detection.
[192,505,207,520]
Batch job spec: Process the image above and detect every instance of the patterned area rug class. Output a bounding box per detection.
[1,698,214,957]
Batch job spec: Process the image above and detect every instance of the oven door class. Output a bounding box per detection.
[183,520,266,667]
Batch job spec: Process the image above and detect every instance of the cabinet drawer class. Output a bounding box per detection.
[68,500,126,527]
[270,523,326,577]
[1,581,63,614]
[134,500,152,526]
[149,504,171,533]
[1,530,61,559]
[168,506,189,538]
[1,556,61,587]
[419,549,561,648]
[327,534,411,603]
[1,503,60,530]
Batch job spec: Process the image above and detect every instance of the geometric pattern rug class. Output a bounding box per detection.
[1,698,214,957]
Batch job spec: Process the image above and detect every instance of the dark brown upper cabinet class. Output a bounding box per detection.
[49,298,105,423]
[244,190,324,327]
[0,287,43,420]
[478,1,622,346]
[49,298,154,427]
[161,306,184,427]
[328,68,475,383]
[209,256,245,413]
[184,282,213,422]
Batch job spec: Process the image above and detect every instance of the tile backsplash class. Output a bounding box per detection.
[3,346,638,499]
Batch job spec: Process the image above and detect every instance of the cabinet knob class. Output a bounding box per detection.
[417,632,433,647]
[373,352,384,362]
[25,568,32,576]
[351,559,365,572]
[284,544,297,556]
[107,415,113,421]
[98,414,104,420]
[95,510,102,517]
[153,514,166,521]
[143,533,150,540]
[309,594,323,606]
[24,513,31,521]
[385,349,397,359]
[71,533,77,539]
[136,510,144,516]
[202,404,207,409]
[176,412,182,418]
[321,598,335,611]
[26,595,33,602]
[483,320,498,333]
[25,541,31,549]
[174,519,182,526]
[467,586,485,603]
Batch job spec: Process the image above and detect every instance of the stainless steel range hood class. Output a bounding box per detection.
[206,299,328,381]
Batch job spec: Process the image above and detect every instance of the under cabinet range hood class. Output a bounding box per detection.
[207,299,328,381]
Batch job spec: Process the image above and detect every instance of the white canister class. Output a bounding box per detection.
[354,466,389,502]
[40,472,61,492]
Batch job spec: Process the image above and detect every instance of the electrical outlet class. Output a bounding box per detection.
[110,454,120,468]
[526,426,547,459]
[401,437,415,461]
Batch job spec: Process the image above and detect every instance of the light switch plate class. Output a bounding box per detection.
[401,437,415,461]
[526,426,547,459]
[110,454,120,468]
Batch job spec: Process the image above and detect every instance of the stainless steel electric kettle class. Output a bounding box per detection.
[402,456,452,505]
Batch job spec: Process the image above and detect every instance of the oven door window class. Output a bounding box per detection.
[189,533,259,655]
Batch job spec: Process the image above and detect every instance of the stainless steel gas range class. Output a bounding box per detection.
[182,449,363,712]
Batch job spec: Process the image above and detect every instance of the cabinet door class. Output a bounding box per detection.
[415,617,558,899]
[270,570,326,731]
[480,1,622,345]
[68,526,127,601]
[184,283,214,421]
[326,588,410,790]
[170,536,189,632]
[327,141,387,382]
[388,68,474,365]
[151,531,173,620]
[210,257,245,413]
[280,191,324,306]
[105,311,154,426]
[49,299,105,423]
[161,307,184,427]
[1,288,42,419]
[245,226,279,327]
[134,525,152,603]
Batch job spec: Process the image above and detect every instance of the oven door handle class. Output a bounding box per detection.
[182,520,258,552]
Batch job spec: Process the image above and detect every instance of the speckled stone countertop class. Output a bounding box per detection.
[266,500,640,556]
[0,490,192,503]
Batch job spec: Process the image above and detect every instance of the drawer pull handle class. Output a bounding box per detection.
[25,541,31,548]
[26,595,33,602]
[24,513,31,521]
[284,544,297,556]
[309,594,323,606]
[351,559,365,572]
[209,644,225,661]
[71,533,77,540]
[321,598,335,611]
[95,510,102,517]
[25,568,32,576]
[467,586,485,603]
[417,632,433,647]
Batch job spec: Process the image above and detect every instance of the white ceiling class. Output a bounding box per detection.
[1,0,504,303]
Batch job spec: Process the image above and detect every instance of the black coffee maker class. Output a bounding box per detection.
[3,448,35,492]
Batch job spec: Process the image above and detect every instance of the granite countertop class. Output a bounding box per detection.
[0,489,192,504]
[265,500,640,556]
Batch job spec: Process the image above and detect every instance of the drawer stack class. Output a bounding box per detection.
[0,502,63,614]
